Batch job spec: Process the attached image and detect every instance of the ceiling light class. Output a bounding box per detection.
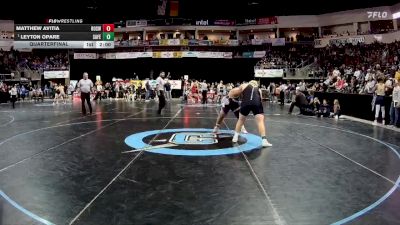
[393,12,400,19]
[248,1,259,5]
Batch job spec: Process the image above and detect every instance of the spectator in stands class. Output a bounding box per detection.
[350,76,358,93]
[364,76,376,94]
[334,76,346,91]
[332,67,341,78]
[395,67,400,82]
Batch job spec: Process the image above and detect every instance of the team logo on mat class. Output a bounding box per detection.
[124,128,262,156]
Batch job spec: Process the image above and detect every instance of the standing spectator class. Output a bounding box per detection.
[9,84,17,109]
[217,81,225,103]
[373,77,386,125]
[268,82,276,103]
[390,80,400,127]
[77,72,93,115]
[68,83,75,101]
[164,79,172,101]
[395,67,400,82]
[145,78,151,101]
[44,84,50,97]
[180,76,186,102]
[20,85,26,101]
[279,82,287,105]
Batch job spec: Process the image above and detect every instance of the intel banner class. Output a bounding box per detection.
[236,18,257,26]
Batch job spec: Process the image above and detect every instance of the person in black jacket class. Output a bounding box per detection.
[288,87,309,114]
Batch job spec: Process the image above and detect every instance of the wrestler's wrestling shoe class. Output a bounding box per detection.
[212,125,220,133]
[232,132,239,143]
[241,127,248,134]
[262,138,273,147]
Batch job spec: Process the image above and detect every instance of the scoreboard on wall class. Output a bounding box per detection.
[13,24,115,49]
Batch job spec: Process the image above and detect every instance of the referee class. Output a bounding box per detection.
[156,71,166,115]
[77,72,94,115]
[201,80,208,104]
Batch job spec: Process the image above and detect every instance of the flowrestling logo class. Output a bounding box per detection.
[46,19,83,24]
[367,11,388,19]
[124,128,262,156]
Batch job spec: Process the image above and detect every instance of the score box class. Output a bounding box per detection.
[102,32,115,41]
[102,24,114,32]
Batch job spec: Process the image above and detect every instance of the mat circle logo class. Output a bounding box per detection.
[124,128,262,156]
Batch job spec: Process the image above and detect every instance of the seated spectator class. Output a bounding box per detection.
[32,86,44,103]
[317,99,331,117]
[311,97,321,113]
[333,99,341,119]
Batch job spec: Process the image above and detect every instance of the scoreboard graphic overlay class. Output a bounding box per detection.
[14,24,115,49]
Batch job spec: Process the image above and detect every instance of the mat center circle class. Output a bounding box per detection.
[124,128,262,156]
